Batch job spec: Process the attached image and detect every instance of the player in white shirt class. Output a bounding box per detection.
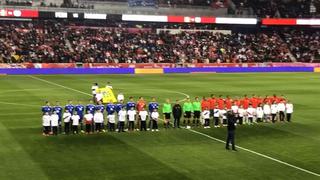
[84,111,94,134]
[50,111,59,135]
[151,109,160,131]
[202,107,211,128]
[139,108,148,131]
[277,101,286,122]
[63,110,72,134]
[127,107,136,131]
[71,112,80,134]
[95,93,103,103]
[118,107,127,132]
[238,105,245,125]
[94,110,104,133]
[263,103,271,122]
[271,102,278,123]
[256,104,264,123]
[246,105,255,125]
[117,93,125,102]
[285,100,293,122]
[108,114,116,132]
[220,108,227,126]
[42,112,51,136]
[213,106,220,128]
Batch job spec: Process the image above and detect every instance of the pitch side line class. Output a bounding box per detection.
[188,129,320,177]
[29,75,320,177]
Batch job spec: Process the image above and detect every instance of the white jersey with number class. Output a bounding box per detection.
[94,112,104,123]
[202,110,210,119]
[42,115,51,126]
[263,104,271,115]
[151,112,159,120]
[139,111,148,121]
[256,107,264,118]
[50,114,59,127]
[286,103,293,113]
[118,110,127,122]
[108,114,116,123]
[128,110,136,121]
[63,112,71,123]
[271,104,278,114]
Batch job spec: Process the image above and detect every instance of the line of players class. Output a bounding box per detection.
[41,94,293,136]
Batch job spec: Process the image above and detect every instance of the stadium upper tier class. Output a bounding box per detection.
[0,21,319,64]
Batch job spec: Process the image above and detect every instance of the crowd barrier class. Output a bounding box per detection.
[0,64,318,75]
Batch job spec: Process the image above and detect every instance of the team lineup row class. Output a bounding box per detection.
[41,95,294,136]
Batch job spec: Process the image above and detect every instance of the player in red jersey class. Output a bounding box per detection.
[136,97,146,130]
[242,95,250,110]
[250,94,258,108]
[217,95,225,110]
[208,94,217,119]
[225,95,233,110]
[201,96,210,111]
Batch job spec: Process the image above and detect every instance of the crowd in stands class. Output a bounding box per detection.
[3,0,33,6]
[234,0,320,18]
[0,21,319,63]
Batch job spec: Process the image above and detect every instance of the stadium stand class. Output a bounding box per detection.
[0,21,304,64]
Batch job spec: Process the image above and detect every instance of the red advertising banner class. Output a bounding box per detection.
[0,9,39,18]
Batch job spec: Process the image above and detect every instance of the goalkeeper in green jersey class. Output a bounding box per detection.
[162,98,172,128]
[183,97,193,128]
[192,97,201,126]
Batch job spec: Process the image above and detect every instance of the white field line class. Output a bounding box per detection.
[29,75,320,177]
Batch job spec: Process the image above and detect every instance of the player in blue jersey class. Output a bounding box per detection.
[115,100,124,131]
[75,101,85,132]
[41,101,52,115]
[65,100,74,114]
[148,97,159,129]
[86,100,96,114]
[53,101,63,132]
[126,97,136,111]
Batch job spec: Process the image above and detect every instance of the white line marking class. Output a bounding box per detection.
[29,76,91,96]
[188,129,320,177]
[0,101,39,107]
[29,75,320,177]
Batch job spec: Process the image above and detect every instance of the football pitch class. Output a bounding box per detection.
[0,73,320,180]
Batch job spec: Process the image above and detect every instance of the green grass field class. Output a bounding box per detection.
[0,73,320,180]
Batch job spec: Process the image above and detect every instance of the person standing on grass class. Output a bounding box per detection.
[50,111,59,136]
[183,97,193,128]
[192,97,201,126]
[277,100,286,122]
[246,104,255,125]
[53,101,63,133]
[263,102,271,122]
[148,97,159,130]
[226,111,237,151]
[213,105,220,127]
[84,111,93,134]
[139,107,148,131]
[256,104,264,123]
[95,101,105,131]
[91,83,99,102]
[63,109,71,135]
[151,109,159,131]
[126,97,136,130]
[162,98,172,128]
[285,100,293,122]
[202,107,210,128]
[75,101,85,133]
[271,102,278,123]
[118,107,126,133]
[115,100,124,131]
[172,100,182,128]
[65,100,74,114]
[237,105,245,125]
[86,100,96,132]
[71,112,80,134]
[137,97,146,129]
[42,112,51,136]
[127,107,136,131]
[106,102,116,132]
[94,110,104,133]
[220,108,228,126]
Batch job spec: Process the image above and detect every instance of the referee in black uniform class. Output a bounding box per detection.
[226,111,237,151]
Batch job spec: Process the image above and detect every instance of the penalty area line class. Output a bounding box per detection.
[29,75,320,177]
[187,129,320,177]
